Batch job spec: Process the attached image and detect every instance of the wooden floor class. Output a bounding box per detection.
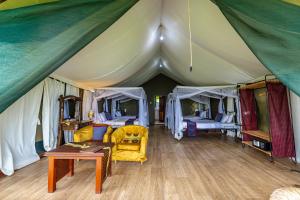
[1,126,300,200]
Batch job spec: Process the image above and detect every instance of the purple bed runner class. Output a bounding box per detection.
[185,120,197,137]
[125,118,135,125]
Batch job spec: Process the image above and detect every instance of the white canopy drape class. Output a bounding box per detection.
[82,90,93,120]
[92,87,149,126]
[188,95,212,118]
[166,85,240,140]
[165,93,175,132]
[65,84,79,96]
[111,96,132,119]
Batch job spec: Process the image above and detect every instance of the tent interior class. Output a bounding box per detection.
[1,0,300,199]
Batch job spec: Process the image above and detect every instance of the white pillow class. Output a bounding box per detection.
[200,110,207,119]
[227,113,234,123]
[99,112,107,122]
[221,114,229,123]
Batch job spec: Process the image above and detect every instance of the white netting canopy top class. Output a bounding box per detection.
[92,87,149,126]
[166,85,240,140]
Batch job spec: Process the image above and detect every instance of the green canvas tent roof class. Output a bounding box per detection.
[1,0,300,113]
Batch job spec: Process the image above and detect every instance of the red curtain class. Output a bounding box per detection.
[239,89,258,141]
[267,82,295,157]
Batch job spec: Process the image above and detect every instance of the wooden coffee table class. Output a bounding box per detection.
[44,141,112,194]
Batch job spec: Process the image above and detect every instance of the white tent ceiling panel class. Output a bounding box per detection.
[53,0,162,88]
[161,0,269,86]
[52,0,270,88]
[116,55,161,86]
[190,0,267,76]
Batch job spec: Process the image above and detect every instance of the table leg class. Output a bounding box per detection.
[48,157,56,193]
[67,159,74,177]
[95,157,103,194]
[108,152,112,177]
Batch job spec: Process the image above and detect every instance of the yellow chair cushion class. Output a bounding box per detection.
[74,125,93,142]
[111,125,148,163]
[118,143,140,151]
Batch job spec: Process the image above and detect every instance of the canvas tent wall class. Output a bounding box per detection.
[0,77,82,176]
[168,85,240,140]
[92,87,149,126]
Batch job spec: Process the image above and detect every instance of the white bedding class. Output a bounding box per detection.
[183,115,203,121]
[182,119,238,130]
[103,116,139,128]
[114,116,136,120]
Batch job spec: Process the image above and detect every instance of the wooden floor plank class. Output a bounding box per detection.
[1,125,300,200]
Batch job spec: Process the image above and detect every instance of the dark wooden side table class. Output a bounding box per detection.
[44,142,112,194]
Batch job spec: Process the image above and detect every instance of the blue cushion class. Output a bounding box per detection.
[105,112,113,120]
[93,126,107,140]
[215,113,223,122]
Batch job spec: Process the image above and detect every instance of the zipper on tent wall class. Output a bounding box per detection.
[187,0,193,72]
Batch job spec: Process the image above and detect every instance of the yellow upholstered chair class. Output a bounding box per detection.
[73,124,113,143]
[111,125,148,164]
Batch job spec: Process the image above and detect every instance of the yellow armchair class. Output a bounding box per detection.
[73,124,113,143]
[111,125,148,163]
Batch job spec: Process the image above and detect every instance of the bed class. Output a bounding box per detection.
[93,87,148,127]
[182,119,238,130]
[101,116,139,128]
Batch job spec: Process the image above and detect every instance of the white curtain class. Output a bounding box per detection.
[64,84,79,143]
[82,90,93,120]
[174,96,183,140]
[104,98,108,112]
[111,96,130,119]
[235,98,242,138]
[65,84,79,96]
[92,96,100,122]
[189,95,212,118]
[165,94,175,129]
[218,98,225,113]
[226,97,236,137]
[290,91,300,163]
[0,82,44,175]
[42,78,64,151]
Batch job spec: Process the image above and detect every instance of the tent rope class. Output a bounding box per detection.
[187,0,193,72]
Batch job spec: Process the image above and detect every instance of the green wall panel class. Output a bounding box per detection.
[214,0,300,96]
[0,0,138,113]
